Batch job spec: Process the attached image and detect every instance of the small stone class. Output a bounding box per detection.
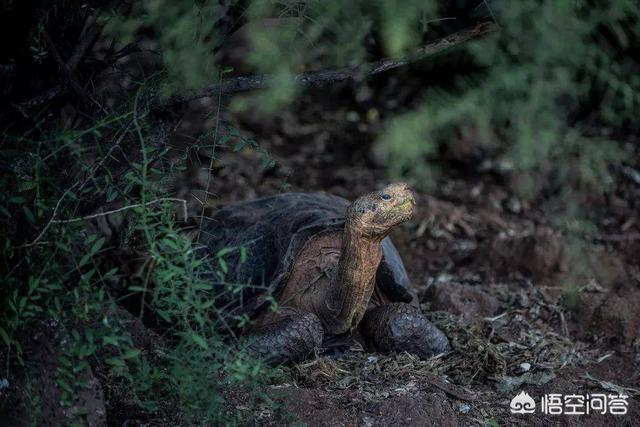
[505,197,521,214]
[458,403,471,414]
[519,362,531,372]
[362,415,374,427]
[487,226,565,280]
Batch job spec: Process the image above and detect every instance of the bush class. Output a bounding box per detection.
[0,89,273,423]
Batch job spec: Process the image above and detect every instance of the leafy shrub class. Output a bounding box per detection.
[0,86,273,423]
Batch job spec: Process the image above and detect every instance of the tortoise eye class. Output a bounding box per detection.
[358,208,366,214]
[381,194,391,200]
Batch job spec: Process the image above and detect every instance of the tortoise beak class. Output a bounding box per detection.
[394,190,415,220]
[401,186,416,209]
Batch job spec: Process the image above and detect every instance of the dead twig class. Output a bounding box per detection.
[51,198,188,224]
[25,183,81,248]
[196,73,224,243]
[25,121,133,247]
[169,21,498,104]
[594,233,640,242]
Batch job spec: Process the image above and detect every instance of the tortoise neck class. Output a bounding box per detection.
[326,224,382,334]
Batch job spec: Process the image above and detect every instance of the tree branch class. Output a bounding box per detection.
[171,21,498,104]
[42,30,96,111]
[14,18,105,114]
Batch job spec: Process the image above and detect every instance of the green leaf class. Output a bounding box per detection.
[78,253,92,267]
[162,238,179,251]
[103,336,120,347]
[90,237,105,255]
[216,247,234,258]
[18,180,37,192]
[106,357,126,367]
[8,196,26,204]
[157,310,172,323]
[123,348,141,359]
[103,267,119,277]
[190,332,209,350]
[192,282,212,291]
[0,327,11,346]
[233,139,250,152]
[22,206,35,223]
[218,258,228,274]
[57,379,73,393]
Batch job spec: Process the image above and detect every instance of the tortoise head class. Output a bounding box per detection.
[346,183,415,239]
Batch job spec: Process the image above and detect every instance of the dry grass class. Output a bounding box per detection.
[284,285,609,404]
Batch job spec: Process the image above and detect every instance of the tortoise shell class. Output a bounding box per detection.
[198,193,415,316]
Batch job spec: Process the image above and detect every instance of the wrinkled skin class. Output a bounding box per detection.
[240,183,450,364]
[360,303,451,359]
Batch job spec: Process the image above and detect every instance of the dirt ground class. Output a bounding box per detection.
[167,68,640,426]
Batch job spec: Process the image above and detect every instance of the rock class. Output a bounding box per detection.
[487,226,565,281]
[573,290,640,345]
[426,282,501,320]
[584,248,629,290]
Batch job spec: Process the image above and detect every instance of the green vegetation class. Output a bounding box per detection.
[1,0,638,424]
[382,1,638,198]
[103,0,638,205]
[0,97,274,422]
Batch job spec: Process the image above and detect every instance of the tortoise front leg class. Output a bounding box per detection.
[360,303,450,359]
[245,308,323,365]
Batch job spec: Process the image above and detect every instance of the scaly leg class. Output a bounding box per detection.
[245,308,323,365]
[360,302,450,359]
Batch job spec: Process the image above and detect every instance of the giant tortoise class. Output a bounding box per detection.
[199,183,450,364]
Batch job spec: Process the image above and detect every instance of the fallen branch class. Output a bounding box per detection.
[172,21,498,103]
